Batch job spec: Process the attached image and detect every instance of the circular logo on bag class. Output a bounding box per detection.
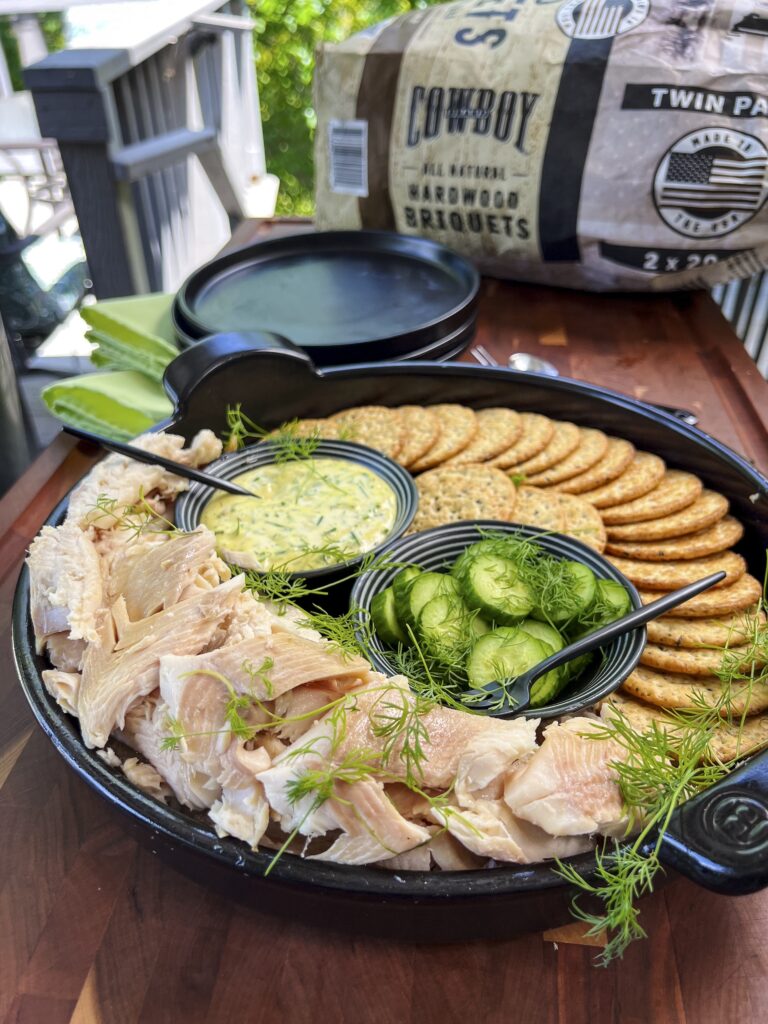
[653,128,768,239]
[556,0,649,39]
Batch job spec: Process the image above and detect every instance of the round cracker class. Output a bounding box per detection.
[554,437,635,495]
[646,609,766,648]
[408,464,517,533]
[603,693,768,763]
[580,452,666,509]
[640,642,761,677]
[605,516,744,561]
[396,406,440,467]
[443,408,522,466]
[487,413,554,469]
[639,573,763,618]
[600,470,703,525]
[512,421,581,476]
[511,487,606,552]
[620,665,768,716]
[606,490,729,541]
[329,406,403,459]
[608,550,745,591]
[526,427,609,487]
[410,405,478,471]
[280,418,346,440]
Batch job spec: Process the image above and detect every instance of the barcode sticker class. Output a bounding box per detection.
[328,119,368,197]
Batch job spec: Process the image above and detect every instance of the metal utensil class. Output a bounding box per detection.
[62,426,255,497]
[469,346,699,426]
[463,570,726,716]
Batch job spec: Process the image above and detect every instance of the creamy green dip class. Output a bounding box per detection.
[200,457,398,572]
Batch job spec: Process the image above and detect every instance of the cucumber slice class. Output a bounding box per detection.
[519,619,564,653]
[469,613,491,638]
[371,588,407,646]
[392,567,422,625]
[466,627,547,689]
[401,572,461,629]
[533,560,597,625]
[417,594,470,660]
[591,579,632,626]
[460,552,534,624]
[518,620,566,707]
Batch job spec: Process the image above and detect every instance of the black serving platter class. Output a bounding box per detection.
[13,337,768,941]
[173,231,480,366]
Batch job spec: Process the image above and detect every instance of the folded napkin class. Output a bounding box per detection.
[42,370,173,441]
[81,293,179,382]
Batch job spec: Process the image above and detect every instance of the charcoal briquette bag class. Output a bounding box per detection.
[314,0,768,290]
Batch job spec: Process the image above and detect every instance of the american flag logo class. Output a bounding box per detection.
[572,0,631,38]
[658,150,767,213]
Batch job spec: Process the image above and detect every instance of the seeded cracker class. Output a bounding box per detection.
[396,405,441,467]
[487,413,554,469]
[640,641,761,676]
[646,609,765,648]
[555,437,635,495]
[599,470,702,525]
[408,464,517,532]
[607,490,729,542]
[410,405,478,471]
[603,693,768,763]
[639,572,763,618]
[580,452,666,508]
[512,421,581,476]
[620,665,768,716]
[443,407,522,466]
[512,486,606,552]
[283,417,346,439]
[526,427,609,486]
[608,550,745,591]
[605,516,744,561]
[329,406,404,459]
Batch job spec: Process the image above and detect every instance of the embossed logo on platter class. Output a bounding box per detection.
[556,0,649,39]
[703,793,768,852]
[653,128,768,239]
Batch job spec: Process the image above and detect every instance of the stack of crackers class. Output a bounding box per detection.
[288,403,767,756]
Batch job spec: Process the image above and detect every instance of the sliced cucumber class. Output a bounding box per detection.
[519,619,564,653]
[528,645,568,708]
[469,613,491,638]
[417,594,470,660]
[392,567,422,625]
[460,552,534,624]
[371,588,407,646]
[401,572,461,629]
[592,578,632,625]
[466,627,547,689]
[533,560,597,625]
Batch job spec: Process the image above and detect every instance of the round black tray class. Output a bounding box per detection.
[173,230,480,366]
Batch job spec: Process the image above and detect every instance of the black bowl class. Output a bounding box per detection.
[174,439,418,583]
[350,520,645,719]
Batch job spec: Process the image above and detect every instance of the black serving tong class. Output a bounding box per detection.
[62,425,254,497]
[465,571,726,716]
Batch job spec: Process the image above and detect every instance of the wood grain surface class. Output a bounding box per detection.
[3,234,768,1023]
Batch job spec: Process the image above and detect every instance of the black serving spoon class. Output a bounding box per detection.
[464,570,726,716]
[62,425,255,497]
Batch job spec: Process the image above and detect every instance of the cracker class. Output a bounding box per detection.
[443,408,522,466]
[605,516,744,561]
[600,470,702,525]
[640,642,761,677]
[638,573,763,618]
[396,406,440,467]
[526,427,609,486]
[646,609,765,648]
[410,405,478,471]
[608,550,745,590]
[511,487,606,552]
[408,464,517,533]
[603,694,768,763]
[512,421,581,476]
[620,665,768,716]
[579,452,666,508]
[282,418,345,439]
[487,413,554,469]
[606,490,729,541]
[554,437,635,494]
[328,406,403,459]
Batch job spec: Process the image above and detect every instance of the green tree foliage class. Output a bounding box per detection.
[0,14,65,91]
[249,1,440,214]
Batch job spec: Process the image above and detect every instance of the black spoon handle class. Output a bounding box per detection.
[528,570,727,682]
[62,426,254,497]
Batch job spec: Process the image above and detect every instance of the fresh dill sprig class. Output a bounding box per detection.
[224,404,322,462]
[91,490,178,539]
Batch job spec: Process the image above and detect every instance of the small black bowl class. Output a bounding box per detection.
[174,440,418,585]
[350,520,645,719]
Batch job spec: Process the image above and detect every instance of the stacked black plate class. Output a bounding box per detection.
[173,230,480,366]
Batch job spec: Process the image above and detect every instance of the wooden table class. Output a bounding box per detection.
[3,270,768,1024]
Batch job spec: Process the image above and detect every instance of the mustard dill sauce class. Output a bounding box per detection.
[200,457,398,571]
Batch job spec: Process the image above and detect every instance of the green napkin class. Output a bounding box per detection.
[87,328,177,382]
[81,293,179,382]
[42,370,173,441]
